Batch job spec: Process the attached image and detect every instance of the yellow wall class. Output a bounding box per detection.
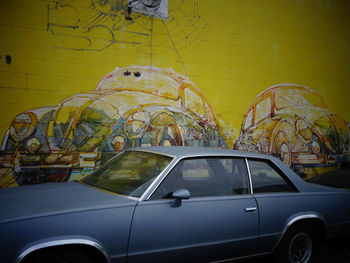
[0,0,349,187]
[1,0,349,142]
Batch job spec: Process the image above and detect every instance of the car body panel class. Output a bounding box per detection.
[0,181,136,223]
[253,192,350,252]
[1,207,134,263]
[0,182,137,263]
[128,196,259,263]
[16,238,112,263]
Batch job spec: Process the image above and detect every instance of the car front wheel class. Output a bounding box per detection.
[274,224,317,263]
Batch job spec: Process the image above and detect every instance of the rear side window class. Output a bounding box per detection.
[248,159,297,193]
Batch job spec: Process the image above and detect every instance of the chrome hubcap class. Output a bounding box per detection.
[289,232,313,263]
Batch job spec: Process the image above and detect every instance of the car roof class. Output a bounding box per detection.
[129,146,275,160]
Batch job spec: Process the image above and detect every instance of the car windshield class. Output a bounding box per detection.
[81,151,173,198]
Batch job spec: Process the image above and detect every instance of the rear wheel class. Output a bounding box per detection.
[274,224,318,263]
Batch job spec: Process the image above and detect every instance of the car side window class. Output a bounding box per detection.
[248,159,297,193]
[150,157,249,199]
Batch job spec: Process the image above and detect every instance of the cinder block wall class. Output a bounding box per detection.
[0,0,349,186]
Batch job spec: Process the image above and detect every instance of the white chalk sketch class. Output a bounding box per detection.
[234,84,350,177]
[0,66,226,187]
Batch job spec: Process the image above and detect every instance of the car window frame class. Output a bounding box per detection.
[146,155,253,200]
[245,157,299,194]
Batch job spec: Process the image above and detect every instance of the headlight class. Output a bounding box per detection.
[295,119,312,142]
[124,111,150,139]
[9,112,38,142]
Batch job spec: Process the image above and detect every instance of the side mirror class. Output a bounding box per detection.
[171,189,190,208]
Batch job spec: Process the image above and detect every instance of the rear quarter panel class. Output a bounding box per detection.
[254,191,350,253]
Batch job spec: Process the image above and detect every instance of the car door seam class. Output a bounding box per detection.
[125,201,139,258]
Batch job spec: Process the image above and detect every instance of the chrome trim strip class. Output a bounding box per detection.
[83,149,175,201]
[132,149,273,160]
[17,239,111,263]
[141,157,181,201]
[271,214,325,252]
[244,158,254,195]
[143,154,260,201]
[126,148,176,158]
[283,214,324,236]
[211,251,271,263]
[129,149,177,201]
[245,207,257,212]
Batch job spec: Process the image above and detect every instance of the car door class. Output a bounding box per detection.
[246,158,301,253]
[127,157,259,263]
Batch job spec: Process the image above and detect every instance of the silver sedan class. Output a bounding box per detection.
[1,146,350,263]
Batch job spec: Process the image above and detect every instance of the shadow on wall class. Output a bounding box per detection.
[0,66,226,188]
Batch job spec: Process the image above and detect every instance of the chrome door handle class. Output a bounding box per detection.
[245,207,257,212]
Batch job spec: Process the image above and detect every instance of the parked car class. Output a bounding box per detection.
[0,66,226,187]
[234,84,350,175]
[1,146,350,263]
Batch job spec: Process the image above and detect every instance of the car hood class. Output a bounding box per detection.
[0,181,137,224]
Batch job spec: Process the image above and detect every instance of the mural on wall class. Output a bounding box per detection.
[0,66,227,188]
[234,84,350,178]
[46,0,207,57]
[2,70,348,189]
[1,0,350,189]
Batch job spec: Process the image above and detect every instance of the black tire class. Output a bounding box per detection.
[29,247,93,263]
[273,224,318,263]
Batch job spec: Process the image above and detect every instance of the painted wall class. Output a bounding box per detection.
[0,0,349,188]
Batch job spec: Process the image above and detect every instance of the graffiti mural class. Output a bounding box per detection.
[0,66,226,188]
[1,1,350,189]
[46,0,207,58]
[234,84,350,178]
